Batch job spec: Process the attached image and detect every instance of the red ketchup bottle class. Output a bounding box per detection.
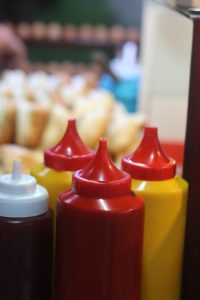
[31,118,95,236]
[55,138,144,300]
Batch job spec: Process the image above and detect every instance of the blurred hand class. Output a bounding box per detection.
[0,25,27,70]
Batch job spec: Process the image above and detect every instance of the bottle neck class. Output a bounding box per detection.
[72,171,132,198]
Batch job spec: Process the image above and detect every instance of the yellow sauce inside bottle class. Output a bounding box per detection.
[131,176,188,300]
[31,164,73,228]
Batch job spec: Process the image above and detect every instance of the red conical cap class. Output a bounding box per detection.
[44,119,95,171]
[122,127,176,181]
[72,137,131,198]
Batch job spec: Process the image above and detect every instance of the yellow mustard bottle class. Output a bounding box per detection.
[122,127,188,300]
[31,119,95,229]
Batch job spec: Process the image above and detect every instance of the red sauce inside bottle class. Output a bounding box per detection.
[55,138,144,300]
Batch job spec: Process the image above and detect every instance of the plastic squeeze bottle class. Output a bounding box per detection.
[122,127,188,300]
[31,119,95,226]
[55,137,144,300]
[0,160,53,300]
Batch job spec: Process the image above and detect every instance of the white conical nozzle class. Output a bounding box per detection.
[0,160,48,218]
[12,160,23,180]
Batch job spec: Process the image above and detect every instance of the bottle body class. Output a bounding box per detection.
[132,176,188,300]
[55,190,144,300]
[31,164,72,221]
[0,210,53,300]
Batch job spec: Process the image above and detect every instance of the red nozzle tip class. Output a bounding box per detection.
[144,127,157,135]
[80,137,124,182]
[65,118,76,136]
[52,118,90,156]
[72,137,131,198]
[68,118,76,126]
[44,119,95,171]
[122,127,176,181]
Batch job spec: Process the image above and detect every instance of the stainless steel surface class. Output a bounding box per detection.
[166,0,200,7]
[155,0,200,17]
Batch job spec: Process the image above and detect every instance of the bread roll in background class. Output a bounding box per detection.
[39,103,71,149]
[0,98,16,144]
[0,70,145,161]
[105,104,146,155]
[15,100,50,148]
[76,90,115,148]
[0,144,42,174]
[77,105,111,148]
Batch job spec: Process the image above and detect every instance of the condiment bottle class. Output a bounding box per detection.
[122,127,188,300]
[55,137,144,300]
[0,160,53,300]
[31,118,95,227]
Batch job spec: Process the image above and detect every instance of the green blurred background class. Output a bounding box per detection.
[34,0,142,26]
[0,0,142,62]
[30,0,142,62]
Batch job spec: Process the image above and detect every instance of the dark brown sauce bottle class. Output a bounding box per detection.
[0,161,53,300]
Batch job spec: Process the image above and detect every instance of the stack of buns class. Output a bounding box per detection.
[0,70,146,173]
